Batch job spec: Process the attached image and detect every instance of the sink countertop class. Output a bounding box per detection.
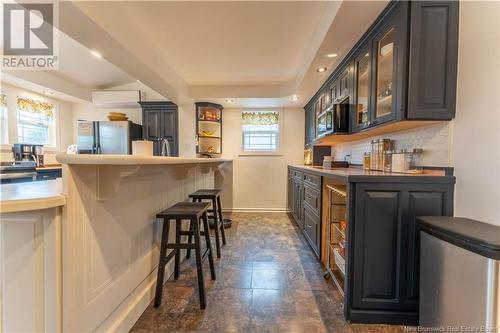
[289,165,455,184]
[56,154,231,165]
[0,179,65,213]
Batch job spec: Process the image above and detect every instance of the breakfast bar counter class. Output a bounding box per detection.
[55,154,231,332]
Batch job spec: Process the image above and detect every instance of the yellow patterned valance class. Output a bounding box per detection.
[17,97,54,118]
[0,94,6,107]
[242,111,279,125]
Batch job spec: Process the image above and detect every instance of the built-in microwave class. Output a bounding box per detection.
[317,98,350,137]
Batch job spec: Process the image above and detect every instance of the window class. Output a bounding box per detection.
[16,97,55,145]
[0,94,7,144]
[242,111,280,152]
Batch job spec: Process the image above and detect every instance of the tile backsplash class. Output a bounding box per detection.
[332,123,451,167]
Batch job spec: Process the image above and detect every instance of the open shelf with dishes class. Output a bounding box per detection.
[325,184,348,296]
[195,102,223,156]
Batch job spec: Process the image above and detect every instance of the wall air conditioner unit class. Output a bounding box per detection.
[91,90,144,108]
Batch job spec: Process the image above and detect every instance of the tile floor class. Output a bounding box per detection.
[130,212,406,333]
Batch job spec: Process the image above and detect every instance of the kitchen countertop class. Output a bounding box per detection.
[289,165,455,184]
[36,164,62,170]
[56,154,231,165]
[0,178,65,213]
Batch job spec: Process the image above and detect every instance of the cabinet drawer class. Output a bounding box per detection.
[304,186,321,215]
[303,172,321,189]
[293,170,303,180]
[304,206,320,256]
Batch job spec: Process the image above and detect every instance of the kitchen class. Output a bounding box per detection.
[0,1,499,333]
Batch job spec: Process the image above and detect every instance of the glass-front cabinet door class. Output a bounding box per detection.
[375,28,395,119]
[353,46,371,130]
[371,5,405,126]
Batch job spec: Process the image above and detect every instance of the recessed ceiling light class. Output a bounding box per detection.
[225,99,233,103]
[291,95,300,101]
[326,53,338,58]
[316,67,328,73]
[90,50,102,58]
[42,91,53,96]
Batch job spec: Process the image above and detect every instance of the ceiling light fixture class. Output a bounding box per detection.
[316,67,328,73]
[326,53,338,58]
[291,95,300,101]
[90,50,102,58]
[225,99,233,103]
[42,91,53,96]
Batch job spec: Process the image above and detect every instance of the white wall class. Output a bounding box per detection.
[332,123,451,166]
[0,83,74,164]
[221,107,304,211]
[71,83,198,158]
[451,1,500,226]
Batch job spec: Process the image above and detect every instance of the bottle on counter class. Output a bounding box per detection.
[383,150,393,172]
[363,152,371,170]
[409,148,424,174]
[392,149,411,173]
[370,140,379,170]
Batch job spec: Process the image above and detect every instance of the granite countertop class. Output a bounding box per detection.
[289,165,455,184]
[0,178,65,213]
[56,154,231,165]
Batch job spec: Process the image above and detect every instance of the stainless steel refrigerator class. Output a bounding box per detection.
[77,121,142,154]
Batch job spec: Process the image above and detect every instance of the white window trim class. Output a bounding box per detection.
[0,89,60,152]
[239,108,284,157]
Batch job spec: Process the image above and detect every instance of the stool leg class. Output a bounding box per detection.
[217,195,227,245]
[186,218,194,259]
[212,198,221,258]
[174,219,181,279]
[154,218,170,308]
[192,217,206,309]
[202,211,216,280]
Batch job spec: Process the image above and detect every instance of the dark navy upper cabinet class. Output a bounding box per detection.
[140,101,179,156]
[304,104,315,147]
[305,0,459,138]
[407,1,459,120]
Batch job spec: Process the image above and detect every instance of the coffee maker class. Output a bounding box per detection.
[12,143,44,167]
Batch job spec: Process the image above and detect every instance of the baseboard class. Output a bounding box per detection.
[223,207,289,213]
[94,258,177,333]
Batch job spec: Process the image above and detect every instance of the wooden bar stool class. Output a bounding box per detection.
[187,189,227,258]
[154,202,216,309]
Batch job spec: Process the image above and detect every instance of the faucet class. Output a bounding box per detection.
[161,137,171,156]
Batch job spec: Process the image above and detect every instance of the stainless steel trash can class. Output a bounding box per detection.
[417,217,500,330]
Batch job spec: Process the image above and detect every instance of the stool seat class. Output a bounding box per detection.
[188,189,222,199]
[187,189,226,259]
[157,202,210,219]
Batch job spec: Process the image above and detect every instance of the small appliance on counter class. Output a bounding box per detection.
[77,120,142,154]
[12,143,44,167]
[322,156,349,169]
[0,160,37,184]
[304,145,332,166]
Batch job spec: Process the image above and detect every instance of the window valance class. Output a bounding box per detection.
[0,94,6,107]
[242,111,279,125]
[17,97,54,118]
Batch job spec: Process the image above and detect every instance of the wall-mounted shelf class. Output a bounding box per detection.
[195,102,223,156]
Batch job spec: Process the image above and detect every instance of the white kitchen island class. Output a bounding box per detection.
[50,154,230,332]
[0,155,231,333]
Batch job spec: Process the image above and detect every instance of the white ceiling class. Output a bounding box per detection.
[28,1,389,107]
[68,1,329,86]
[54,32,134,89]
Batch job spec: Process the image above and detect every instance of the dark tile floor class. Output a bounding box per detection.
[131,212,406,333]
